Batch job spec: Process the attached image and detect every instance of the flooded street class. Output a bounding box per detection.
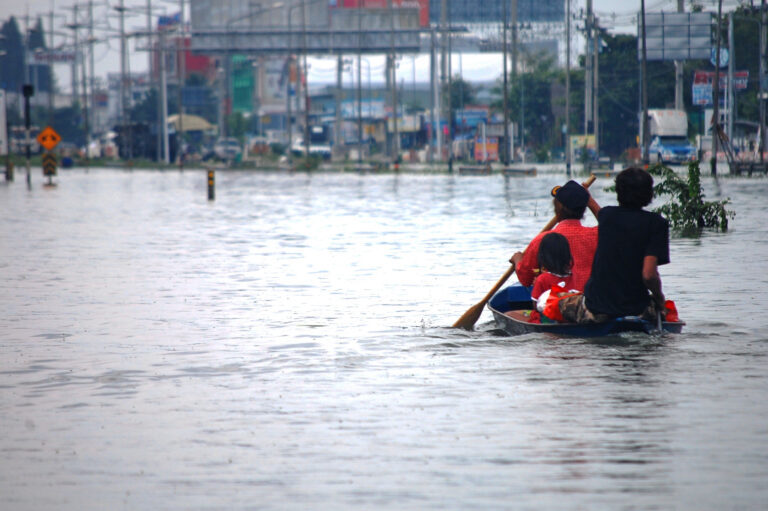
[2,168,768,510]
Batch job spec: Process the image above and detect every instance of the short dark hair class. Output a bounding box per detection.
[616,167,654,208]
[554,198,587,220]
[538,232,573,276]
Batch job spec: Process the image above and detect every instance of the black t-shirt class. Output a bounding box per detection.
[584,206,670,317]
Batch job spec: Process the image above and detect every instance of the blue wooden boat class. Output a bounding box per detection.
[487,285,685,337]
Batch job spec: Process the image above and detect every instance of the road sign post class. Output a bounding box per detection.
[42,152,57,186]
[23,85,34,186]
[36,126,61,187]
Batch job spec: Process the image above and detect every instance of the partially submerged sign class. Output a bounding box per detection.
[42,152,57,177]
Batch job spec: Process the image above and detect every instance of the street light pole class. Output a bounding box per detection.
[358,3,363,167]
[712,0,723,176]
[301,0,310,159]
[761,0,766,168]
[502,0,509,166]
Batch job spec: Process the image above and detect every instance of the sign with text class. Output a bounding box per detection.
[692,70,750,106]
[474,136,498,162]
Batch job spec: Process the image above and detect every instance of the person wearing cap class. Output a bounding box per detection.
[509,180,601,292]
[559,167,669,323]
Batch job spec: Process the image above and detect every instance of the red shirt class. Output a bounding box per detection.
[515,219,598,292]
[531,272,576,300]
[529,272,576,323]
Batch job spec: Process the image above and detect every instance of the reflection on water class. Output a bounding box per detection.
[1,169,767,510]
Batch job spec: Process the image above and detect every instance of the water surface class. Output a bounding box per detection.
[1,168,767,510]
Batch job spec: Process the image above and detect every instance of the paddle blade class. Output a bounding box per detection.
[452,302,485,330]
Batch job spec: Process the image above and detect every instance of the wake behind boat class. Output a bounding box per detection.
[487,285,685,337]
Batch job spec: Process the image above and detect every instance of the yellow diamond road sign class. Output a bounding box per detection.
[37,126,61,151]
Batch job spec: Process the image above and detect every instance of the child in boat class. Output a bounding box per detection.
[530,232,576,323]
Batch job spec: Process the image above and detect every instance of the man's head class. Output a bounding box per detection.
[551,180,589,219]
[615,167,654,209]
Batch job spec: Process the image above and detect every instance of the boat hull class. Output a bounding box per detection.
[488,285,685,337]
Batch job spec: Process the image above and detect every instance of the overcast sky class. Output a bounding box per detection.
[0,0,743,92]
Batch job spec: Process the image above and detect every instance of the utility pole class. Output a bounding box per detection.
[88,1,95,161]
[357,3,363,166]
[335,55,343,160]
[388,0,399,165]
[565,0,571,177]
[502,0,509,166]
[160,28,170,163]
[761,0,766,169]
[593,14,599,158]
[178,0,185,170]
[116,0,127,161]
[80,3,90,167]
[440,0,447,163]
[641,0,649,165]
[302,0,310,160]
[584,0,593,139]
[69,5,80,110]
[712,0,723,176]
[511,0,518,79]
[429,27,437,162]
[447,4,453,173]
[674,0,684,110]
[727,14,735,144]
[48,10,55,125]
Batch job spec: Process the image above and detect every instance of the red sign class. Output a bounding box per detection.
[332,0,429,27]
[692,70,749,106]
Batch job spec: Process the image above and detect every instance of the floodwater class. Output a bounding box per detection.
[1,167,767,510]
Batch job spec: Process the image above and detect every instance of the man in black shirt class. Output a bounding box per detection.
[560,167,669,323]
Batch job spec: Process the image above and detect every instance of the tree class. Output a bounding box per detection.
[0,17,25,93]
[445,75,476,110]
[27,18,53,94]
[494,50,560,150]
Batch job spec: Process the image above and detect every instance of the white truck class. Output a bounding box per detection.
[642,109,696,164]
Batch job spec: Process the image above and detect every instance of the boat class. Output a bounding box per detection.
[487,285,685,337]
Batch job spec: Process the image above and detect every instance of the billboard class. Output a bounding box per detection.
[429,0,564,24]
[190,0,422,54]
[692,70,750,106]
[333,0,429,27]
[260,58,290,115]
[639,12,711,61]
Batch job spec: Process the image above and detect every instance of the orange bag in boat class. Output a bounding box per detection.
[665,300,679,322]
[542,284,582,322]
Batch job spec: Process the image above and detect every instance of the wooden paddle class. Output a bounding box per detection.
[452,174,597,330]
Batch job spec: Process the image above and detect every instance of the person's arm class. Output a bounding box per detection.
[509,235,543,287]
[642,255,665,307]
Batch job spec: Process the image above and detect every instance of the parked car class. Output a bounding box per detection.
[213,137,241,161]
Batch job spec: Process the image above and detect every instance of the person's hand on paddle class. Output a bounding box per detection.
[509,251,524,266]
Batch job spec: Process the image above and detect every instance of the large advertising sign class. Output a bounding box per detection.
[430,0,564,24]
[0,91,7,156]
[692,70,750,106]
[333,0,429,27]
[639,12,711,61]
[260,58,290,115]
